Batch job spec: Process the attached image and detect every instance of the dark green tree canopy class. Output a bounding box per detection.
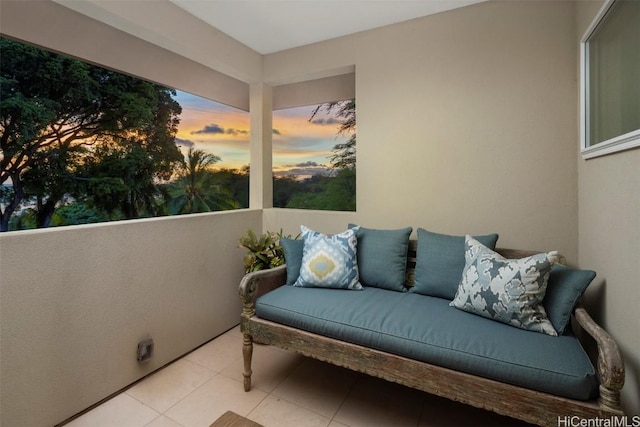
[0,37,183,230]
[164,147,240,215]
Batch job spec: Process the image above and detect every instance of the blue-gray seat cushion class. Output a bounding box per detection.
[256,286,598,401]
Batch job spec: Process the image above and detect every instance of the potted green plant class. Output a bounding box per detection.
[238,229,296,273]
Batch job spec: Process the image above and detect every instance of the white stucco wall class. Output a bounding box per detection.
[0,210,261,426]
[264,1,579,262]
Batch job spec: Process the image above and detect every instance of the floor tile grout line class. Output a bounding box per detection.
[125,357,219,416]
[143,413,186,427]
[182,347,241,378]
[164,329,249,416]
[156,371,226,419]
[246,354,337,425]
[264,357,360,426]
[245,389,271,423]
[123,391,164,416]
[328,371,362,427]
[261,392,337,424]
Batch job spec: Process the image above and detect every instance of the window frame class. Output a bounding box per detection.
[580,0,640,159]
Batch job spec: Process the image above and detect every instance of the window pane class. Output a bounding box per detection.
[587,0,640,146]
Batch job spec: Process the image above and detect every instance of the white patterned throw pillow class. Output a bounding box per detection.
[294,225,363,290]
[450,236,560,336]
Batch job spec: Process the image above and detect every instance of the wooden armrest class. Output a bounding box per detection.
[573,302,625,412]
[239,265,287,317]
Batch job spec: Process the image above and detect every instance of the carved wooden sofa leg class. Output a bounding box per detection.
[239,266,288,392]
[242,332,253,392]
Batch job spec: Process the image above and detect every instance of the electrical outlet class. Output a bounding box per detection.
[137,338,154,363]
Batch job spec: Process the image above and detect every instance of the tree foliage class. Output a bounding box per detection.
[0,37,183,230]
[279,169,356,211]
[212,167,249,209]
[163,147,240,214]
[310,99,356,170]
[0,37,357,230]
[77,143,169,219]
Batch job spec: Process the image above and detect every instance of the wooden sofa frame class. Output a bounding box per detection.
[239,242,625,426]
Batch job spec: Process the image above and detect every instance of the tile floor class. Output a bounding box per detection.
[65,326,533,427]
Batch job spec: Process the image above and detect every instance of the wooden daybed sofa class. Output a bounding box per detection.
[239,228,625,427]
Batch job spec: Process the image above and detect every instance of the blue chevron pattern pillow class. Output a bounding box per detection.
[294,225,363,290]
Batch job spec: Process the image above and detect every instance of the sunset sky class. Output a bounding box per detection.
[173,91,349,179]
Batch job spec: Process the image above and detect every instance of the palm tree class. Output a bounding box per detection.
[165,147,239,214]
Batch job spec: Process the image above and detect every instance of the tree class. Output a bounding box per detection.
[212,167,249,209]
[297,99,356,211]
[284,169,355,211]
[7,199,110,231]
[164,147,239,214]
[52,202,109,227]
[323,168,356,211]
[77,142,169,220]
[19,144,85,227]
[0,37,183,231]
[273,175,303,208]
[310,99,356,170]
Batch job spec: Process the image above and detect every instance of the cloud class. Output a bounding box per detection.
[272,128,281,135]
[311,118,342,126]
[174,138,195,148]
[274,162,334,179]
[190,124,249,137]
[295,161,320,167]
[226,128,249,136]
[191,124,225,135]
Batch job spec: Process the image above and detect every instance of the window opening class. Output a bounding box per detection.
[0,38,249,231]
[272,100,355,211]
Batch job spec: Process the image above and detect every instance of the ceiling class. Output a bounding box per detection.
[166,0,486,55]
[60,0,486,55]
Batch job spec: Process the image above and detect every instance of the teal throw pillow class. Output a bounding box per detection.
[349,224,412,291]
[450,236,560,336]
[294,225,363,290]
[280,238,304,285]
[411,228,499,299]
[543,264,596,334]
